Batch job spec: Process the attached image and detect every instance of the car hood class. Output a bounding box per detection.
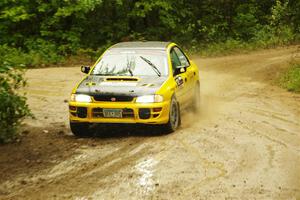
[76,75,168,96]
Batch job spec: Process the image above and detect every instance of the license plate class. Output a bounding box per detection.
[103,109,122,118]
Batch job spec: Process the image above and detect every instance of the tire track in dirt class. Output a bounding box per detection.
[4,137,148,199]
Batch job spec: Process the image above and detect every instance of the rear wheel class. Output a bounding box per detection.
[163,97,180,133]
[70,122,92,137]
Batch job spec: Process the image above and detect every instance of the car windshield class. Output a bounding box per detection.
[91,49,169,76]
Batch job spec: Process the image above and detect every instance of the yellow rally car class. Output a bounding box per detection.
[69,42,200,136]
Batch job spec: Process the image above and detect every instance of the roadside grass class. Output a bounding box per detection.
[185,38,299,57]
[280,62,300,93]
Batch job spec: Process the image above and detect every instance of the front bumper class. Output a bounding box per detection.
[69,101,170,124]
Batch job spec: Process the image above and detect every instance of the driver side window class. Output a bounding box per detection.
[170,48,181,75]
[174,47,189,67]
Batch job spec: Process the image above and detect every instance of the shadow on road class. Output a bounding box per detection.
[87,124,167,138]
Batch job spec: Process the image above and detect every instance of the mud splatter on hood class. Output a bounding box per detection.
[76,75,168,96]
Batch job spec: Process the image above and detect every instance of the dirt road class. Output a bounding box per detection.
[0,47,300,200]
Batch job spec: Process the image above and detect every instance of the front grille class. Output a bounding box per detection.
[92,95,134,102]
[92,108,134,118]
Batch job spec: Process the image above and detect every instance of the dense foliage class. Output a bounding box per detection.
[0,0,299,61]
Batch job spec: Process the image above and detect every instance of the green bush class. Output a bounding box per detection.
[0,45,32,67]
[0,43,64,68]
[0,69,31,143]
[281,62,300,92]
[0,47,31,143]
[25,39,64,65]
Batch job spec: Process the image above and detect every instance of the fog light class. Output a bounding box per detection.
[77,107,87,118]
[139,108,151,119]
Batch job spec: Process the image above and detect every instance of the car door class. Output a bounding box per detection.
[170,47,189,107]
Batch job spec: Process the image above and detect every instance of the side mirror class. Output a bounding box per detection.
[180,67,186,73]
[174,65,186,76]
[81,66,90,74]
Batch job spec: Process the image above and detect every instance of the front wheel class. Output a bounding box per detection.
[70,122,92,137]
[163,97,180,133]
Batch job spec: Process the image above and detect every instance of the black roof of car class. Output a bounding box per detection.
[111,41,171,50]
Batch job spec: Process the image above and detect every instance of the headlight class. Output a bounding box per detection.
[70,94,92,103]
[136,95,163,103]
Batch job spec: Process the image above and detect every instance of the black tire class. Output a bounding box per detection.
[163,96,180,133]
[192,83,200,113]
[70,122,92,137]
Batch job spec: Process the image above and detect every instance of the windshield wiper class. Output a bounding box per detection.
[140,56,161,77]
[127,68,133,76]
